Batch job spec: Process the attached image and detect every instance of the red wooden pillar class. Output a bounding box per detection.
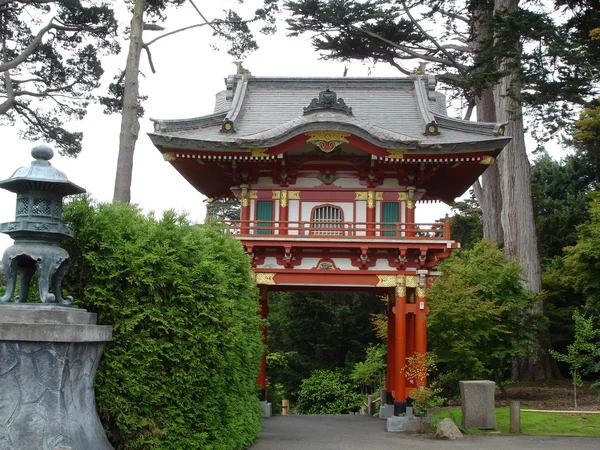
[394,287,407,402]
[241,185,250,235]
[415,285,428,387]
[405,199,415,237]
[366,190,376,236]
[279,190,288,235]
[257,286,269,390]
[386,290,395,394]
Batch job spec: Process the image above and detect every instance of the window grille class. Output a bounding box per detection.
[32,198,51,216]
[311,205,343,235]
[16,198,29,216]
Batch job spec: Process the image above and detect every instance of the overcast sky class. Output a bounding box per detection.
[0,2,455,254]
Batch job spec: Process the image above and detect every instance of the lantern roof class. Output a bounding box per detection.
[0,144,85,196]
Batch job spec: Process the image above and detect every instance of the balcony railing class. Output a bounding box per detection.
[222,219,451,240]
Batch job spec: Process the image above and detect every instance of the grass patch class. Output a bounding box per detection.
[432,407,600,436]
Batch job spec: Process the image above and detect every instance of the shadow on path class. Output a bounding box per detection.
[249,415,600,450]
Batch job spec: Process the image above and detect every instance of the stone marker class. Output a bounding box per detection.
[435,418,464,440]
[510,400,521,434]
[459,380,496,429]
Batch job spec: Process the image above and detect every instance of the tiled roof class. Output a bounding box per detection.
[149,74,509,151]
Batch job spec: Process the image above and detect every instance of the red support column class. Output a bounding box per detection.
[366,190,376,236]
[279,190,288,235]
[241,185,250,235]
[415,285,428,388]
[257,286,269,391]
[386,291,395,394]
[394,287,407,402]
[405,201,415,237]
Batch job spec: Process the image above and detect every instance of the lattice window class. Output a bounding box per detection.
[32,198,51,216]
[311,205,343,235]
[16,198,29,216]
[53,201,62,218]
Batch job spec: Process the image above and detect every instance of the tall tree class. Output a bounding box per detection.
[0,0,119,156]
[109,0,279,203]
[284,0,599,379]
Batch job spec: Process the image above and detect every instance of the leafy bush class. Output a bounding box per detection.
[351,344,386,394]
[428,240,542,397]
[62,198,263,450]
[296,368,363,414]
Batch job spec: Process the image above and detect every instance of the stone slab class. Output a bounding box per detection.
[460,380,496,429]
[379,404,394,420]
[0,323,112,342]
[0,304,96,325]
[386,416,423,433]
[260,401,272,418]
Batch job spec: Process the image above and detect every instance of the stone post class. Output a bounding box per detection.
[509,400,521,434]
[459,380,496,430]
[0,305,113,450]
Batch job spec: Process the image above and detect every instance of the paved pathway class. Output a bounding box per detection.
[249,415,600,450]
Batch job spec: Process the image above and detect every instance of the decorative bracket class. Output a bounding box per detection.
[303,87,353,116]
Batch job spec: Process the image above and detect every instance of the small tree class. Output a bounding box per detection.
[550,310,600,409]
[427,240,543,397]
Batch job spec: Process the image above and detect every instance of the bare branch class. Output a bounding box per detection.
[437,9,470,24]
[443,44,473,53]
[142,45,156,74]
[400,0,463,71]
[463,98,475,120]
[351,25,467,70]
[189,0,229,39]
[144,23,212,47]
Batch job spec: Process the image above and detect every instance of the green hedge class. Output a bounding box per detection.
[296,368,363,414]
[62,198,263,449]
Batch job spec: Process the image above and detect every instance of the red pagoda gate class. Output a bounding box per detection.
[149,73,509,410]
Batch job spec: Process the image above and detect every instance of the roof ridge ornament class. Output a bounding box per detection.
[304,86,353,116]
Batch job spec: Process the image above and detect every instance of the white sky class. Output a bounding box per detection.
[0,2,457,254]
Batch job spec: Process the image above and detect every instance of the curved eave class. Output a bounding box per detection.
[148,115,511,156]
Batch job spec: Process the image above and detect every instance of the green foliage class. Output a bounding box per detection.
[531,152,594,264]
[446,190,483,250]
[427,240,542,397]
[61,197,263,450]
[267,291,384,399]
[296,368,363,414]
[0,1,119,156]
[350,344,386,394]
[550,310,600,408]
[205,197,241,221]
[563,191,600,319]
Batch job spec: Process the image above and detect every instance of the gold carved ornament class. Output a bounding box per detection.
[280,190,288,208]
[480,156,495,165]
[405,275,419,288]
[396,286,407,297]
[255,273,276,285]
[367,191,375,209]
[248,190,258,199]
[251,148,269,157]
[355,192,368,201]
[385,149,406,159]
[416,286,427,298]
[305,131,350,153]
[162,152,176,161]
[406,200,415,210]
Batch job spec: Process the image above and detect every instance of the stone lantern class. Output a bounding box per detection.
[0,143,85,304]
[0,144,113,450]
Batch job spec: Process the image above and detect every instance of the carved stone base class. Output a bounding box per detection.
[0,305,113,450]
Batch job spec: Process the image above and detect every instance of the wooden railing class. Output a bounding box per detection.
[222,219,451,240]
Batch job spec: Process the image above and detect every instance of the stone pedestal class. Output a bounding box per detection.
[379,404,395,420]
[459,380,496,430]
[385,416,423,433]
[260,401,272,418]
[0,305,113,450]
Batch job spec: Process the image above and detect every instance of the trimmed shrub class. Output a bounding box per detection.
[62,198,263,450]
[296,368,363,414]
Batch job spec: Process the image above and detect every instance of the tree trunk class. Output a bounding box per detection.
[470,2,504,245]
[474,89,504,245]
[113,0,145,203]
[493,0,552,381]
